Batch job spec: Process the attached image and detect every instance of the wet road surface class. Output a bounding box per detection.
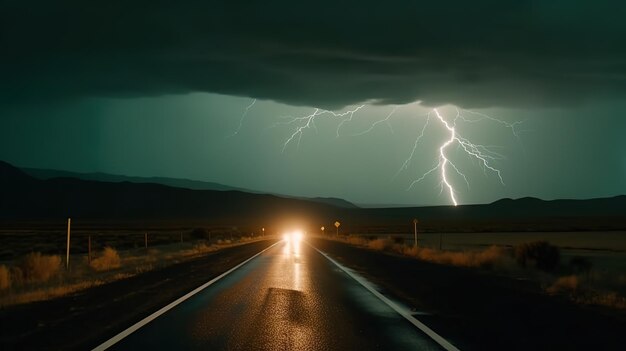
[103,239,446,350]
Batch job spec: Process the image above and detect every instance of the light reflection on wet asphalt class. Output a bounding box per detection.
[109,240,443,350]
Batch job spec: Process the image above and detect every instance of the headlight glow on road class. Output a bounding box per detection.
[282,230,304,243]
[282,230,304,257]
[293,230,303,243]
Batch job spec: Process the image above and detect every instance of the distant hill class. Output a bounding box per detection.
[3,160,625,231]
[346,195,626,232]
[1,161,340,225]
[21,167,357,209]
[352,195,626,221]
[21,167,251,192]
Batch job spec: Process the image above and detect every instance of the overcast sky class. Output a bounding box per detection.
[1,1,625,206]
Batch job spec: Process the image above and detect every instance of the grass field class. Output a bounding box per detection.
[350,231,626,274]
[0,220,271,306]
[2,218,625,310]
[0,222,261,261]
[332,230,626,310]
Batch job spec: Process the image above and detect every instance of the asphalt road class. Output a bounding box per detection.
[100,239,447,350]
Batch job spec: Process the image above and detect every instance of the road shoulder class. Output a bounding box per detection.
[312,238,626,351]
[0,240,278,350]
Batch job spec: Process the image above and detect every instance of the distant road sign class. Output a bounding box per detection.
[334,221,341,228]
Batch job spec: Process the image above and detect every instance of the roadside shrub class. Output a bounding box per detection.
[90,247,121,271]
[583,291,626,309]
[401,245,419,257]
[514,240,560,272]
[346,236,368,246]
[19,252,62,283]
[547,275,579,295]
[473,246,509,269]
[192,242,213,254]
[409,245,507,269]
[368,238,393,251]
[0,265,10,290]
[9,267,24,286]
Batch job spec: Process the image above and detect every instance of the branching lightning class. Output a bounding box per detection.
[350,105,399,136]
[232,98,520,206]
[228,98,256,137]
[275,105,365,152]
[400,108,513,206]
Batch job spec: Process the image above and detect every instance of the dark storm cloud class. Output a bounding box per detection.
[2,1,626,108]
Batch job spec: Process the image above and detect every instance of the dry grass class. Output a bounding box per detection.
[334,234,626,311]
[90,247,121,271]
[514,240,560,272]
[400,245,510,269]
[1,280,105,307]
[0,265,10,290]
[581,292,626,309]
[133,264,154,274]
[9,266,24,286]
[547,274,626,310]
[192,242,215,253]
[368,238,393,251]
[0,235,268,307]
[172,242,217,258]
[547,275,580,294]
[346,236,369,246]
[338,235,509,269]
[19,252,62,283]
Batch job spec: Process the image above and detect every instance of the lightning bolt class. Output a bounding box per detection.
[432,108,460,206]
[401,107,512,206]
[234,99,520,206]
[393,110,432,179]
[350,105,399,137]
[456,108,523,140]
[277,105,366,152]
[228,98,256,137]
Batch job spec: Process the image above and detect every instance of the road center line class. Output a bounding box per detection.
[92,241,281,351]
[312,244,460,351]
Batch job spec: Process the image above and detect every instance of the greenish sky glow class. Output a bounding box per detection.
[1,94,624,206]
[1,1,626,206]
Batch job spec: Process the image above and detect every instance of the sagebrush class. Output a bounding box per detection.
[90,247,121,271]
[514,240,560,271]
[19,252,62,283]
[0,265,10,290]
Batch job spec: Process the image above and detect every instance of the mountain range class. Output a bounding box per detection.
[2,161,625,231]
[21,166,357,209]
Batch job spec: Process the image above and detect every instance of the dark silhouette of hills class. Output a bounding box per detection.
[2,160,625,231]
[344,195,626,232]
[1,161,337,225]
[353,195,626,221]
[21,167,357,209]
[22,167,251,192]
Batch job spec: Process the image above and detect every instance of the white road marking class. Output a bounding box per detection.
[313,246,461,351]
[92,241,281,351]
